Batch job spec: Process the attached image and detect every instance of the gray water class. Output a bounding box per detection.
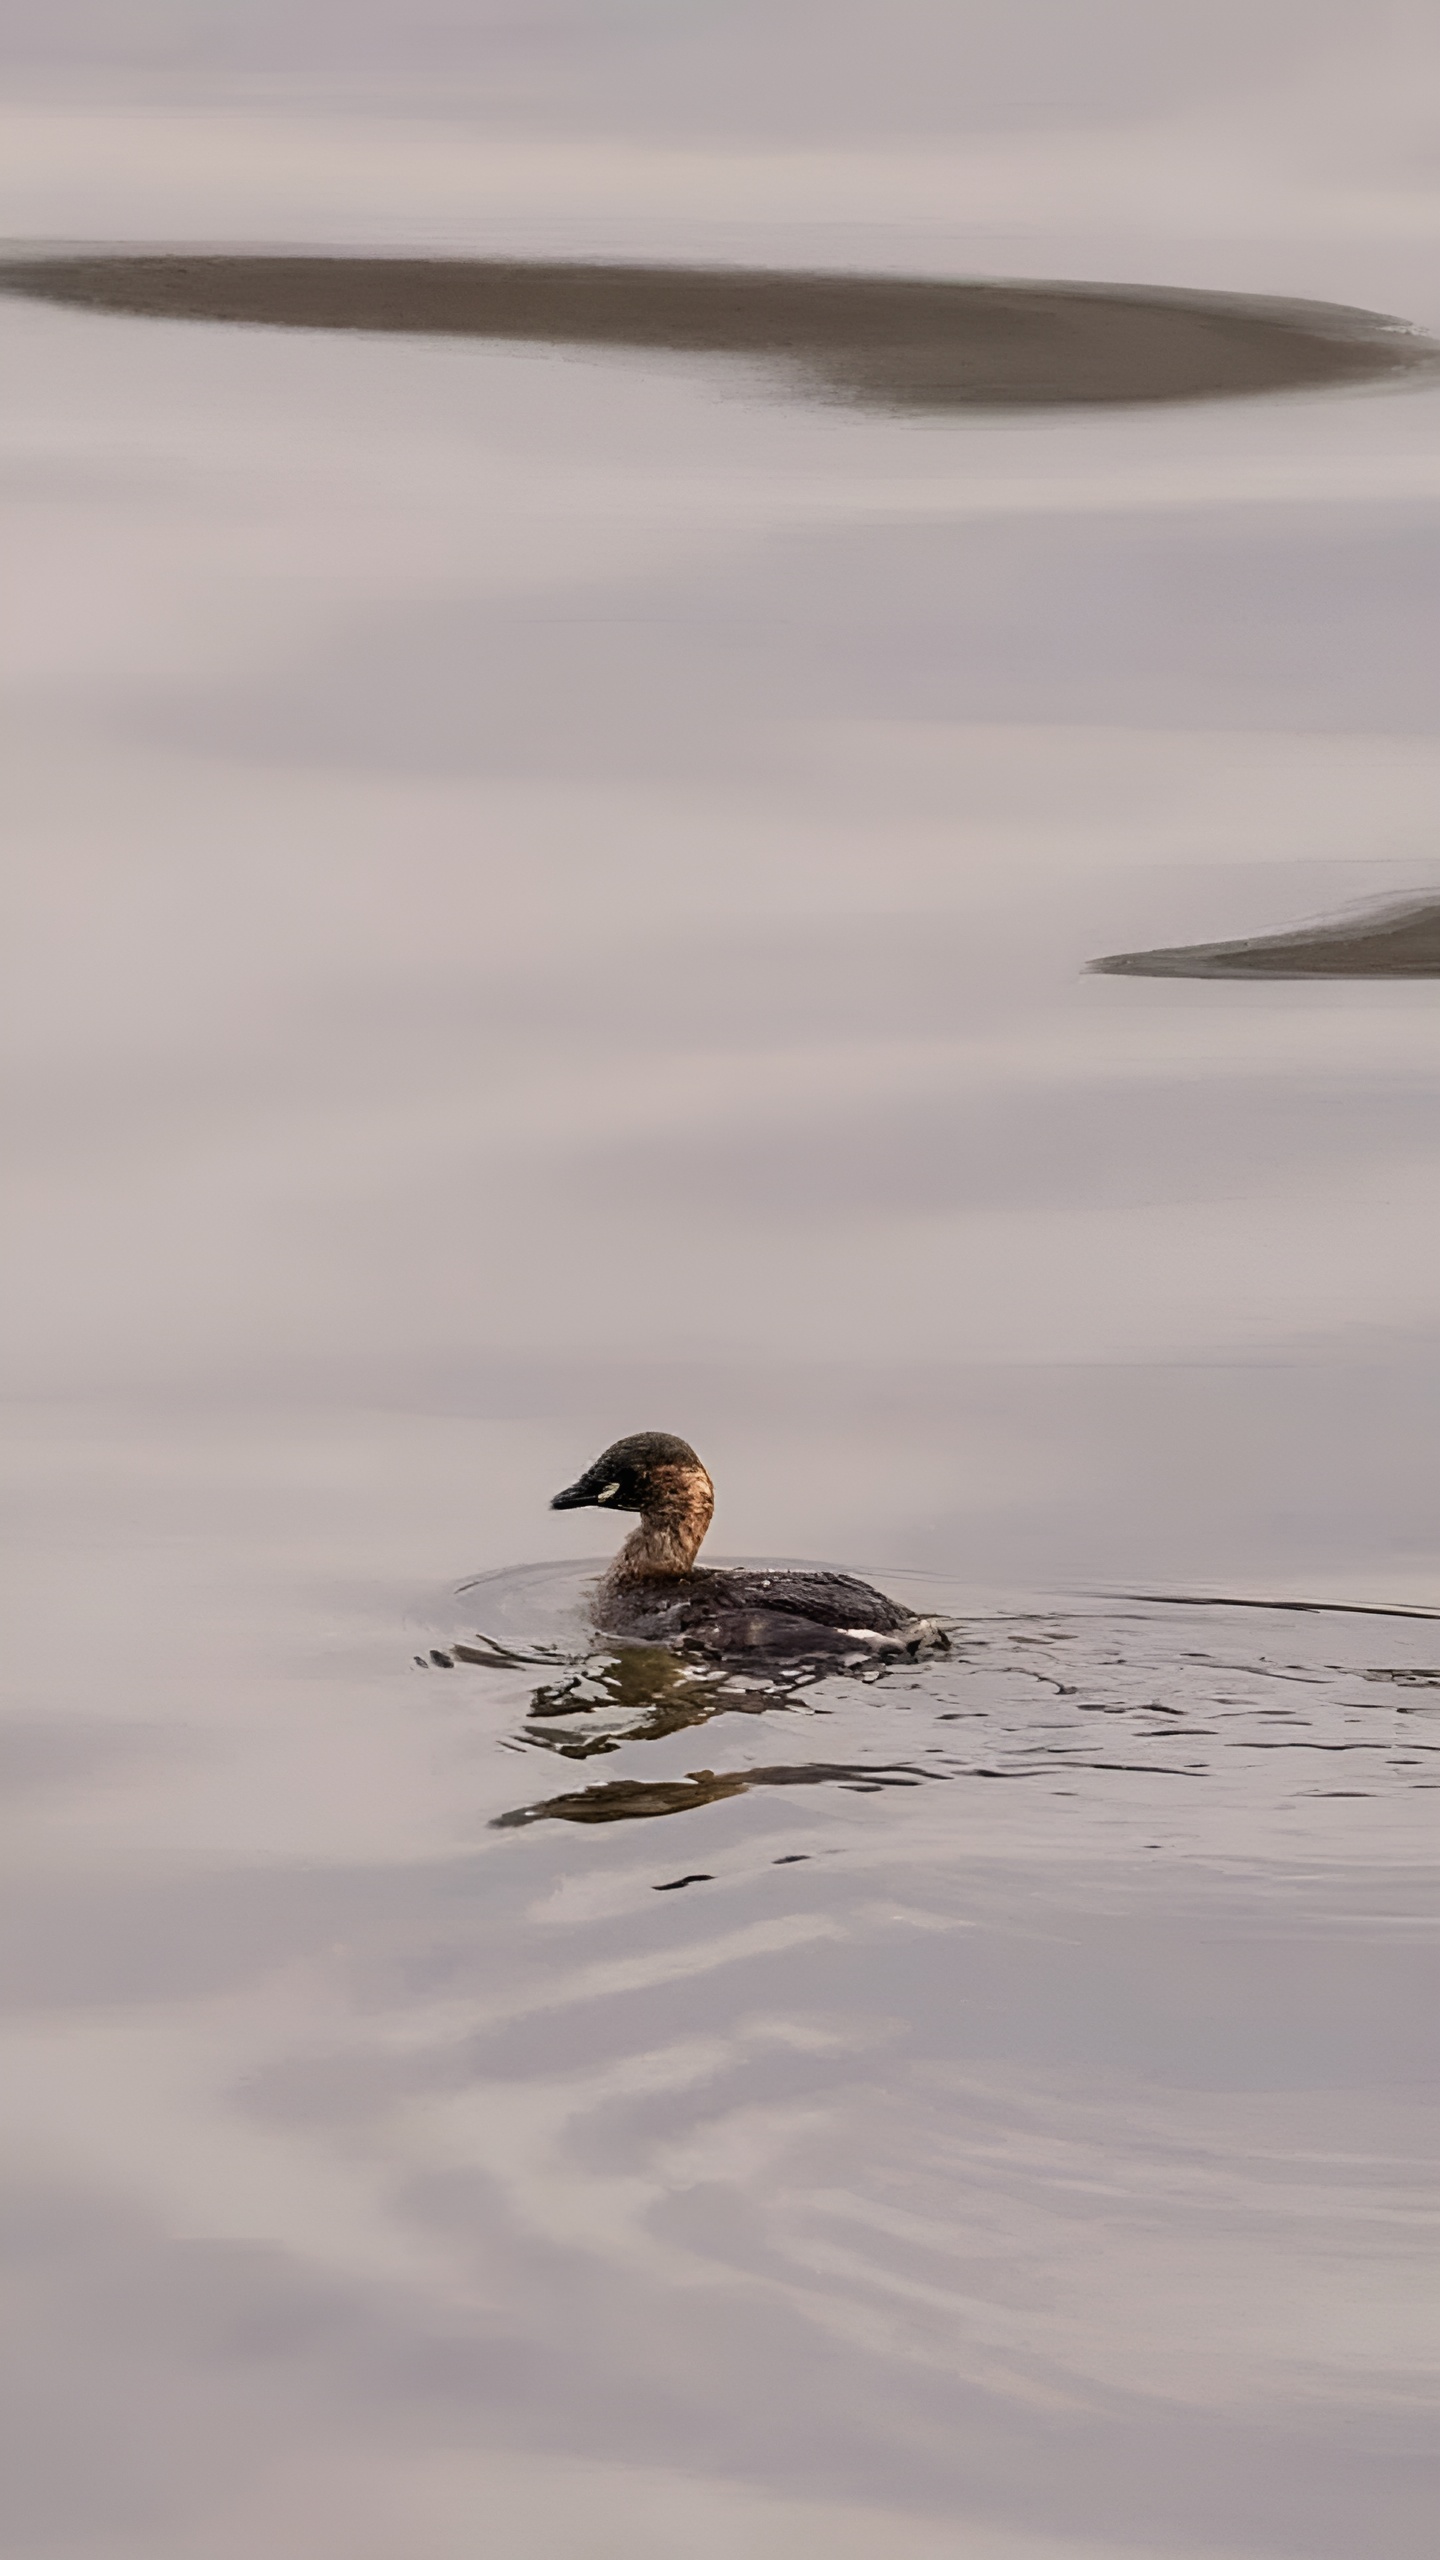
[4,8,1440,2557]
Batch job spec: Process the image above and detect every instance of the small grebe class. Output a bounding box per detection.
[550,1431,944,1666]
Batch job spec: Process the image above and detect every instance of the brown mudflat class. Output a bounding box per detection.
[1094,898,1440,980]
[1,251,1432,412]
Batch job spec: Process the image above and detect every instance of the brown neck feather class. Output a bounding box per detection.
[602,1461,715,1585]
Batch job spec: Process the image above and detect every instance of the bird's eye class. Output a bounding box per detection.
[596,1481,622,1503]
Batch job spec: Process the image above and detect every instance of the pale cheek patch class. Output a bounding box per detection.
[597,1483,621,1504]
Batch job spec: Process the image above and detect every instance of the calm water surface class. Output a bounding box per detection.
[4,9,1440,2555]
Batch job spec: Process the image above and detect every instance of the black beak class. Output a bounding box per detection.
[550,1478,594,1511]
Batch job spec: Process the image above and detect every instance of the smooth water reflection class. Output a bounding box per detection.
[4,1453,1437,2560]
[5,11,1440,2550]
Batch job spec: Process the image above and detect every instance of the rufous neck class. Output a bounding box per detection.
[604,1465,714,1583]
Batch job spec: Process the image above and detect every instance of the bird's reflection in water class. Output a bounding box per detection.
[495,1759,928,1828]
[466,1638,929,1827]
[521,1643,787,1753]
[438,1590,1440,1831]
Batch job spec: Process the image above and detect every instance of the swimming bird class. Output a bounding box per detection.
[550,1431,946,1667]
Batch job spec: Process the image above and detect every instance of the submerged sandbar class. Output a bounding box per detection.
[1,251,1432,413]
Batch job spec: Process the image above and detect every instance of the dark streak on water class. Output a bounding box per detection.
[2,252,1434,412]
[497,1761,932,1827]
[1094,894,1440,979]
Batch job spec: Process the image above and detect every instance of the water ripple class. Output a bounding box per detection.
[416,1565,1440,1834]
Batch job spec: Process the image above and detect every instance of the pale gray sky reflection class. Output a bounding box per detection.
[96,503,1440,782]
[5,10,1440,2559]
[0,0,1387,137]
